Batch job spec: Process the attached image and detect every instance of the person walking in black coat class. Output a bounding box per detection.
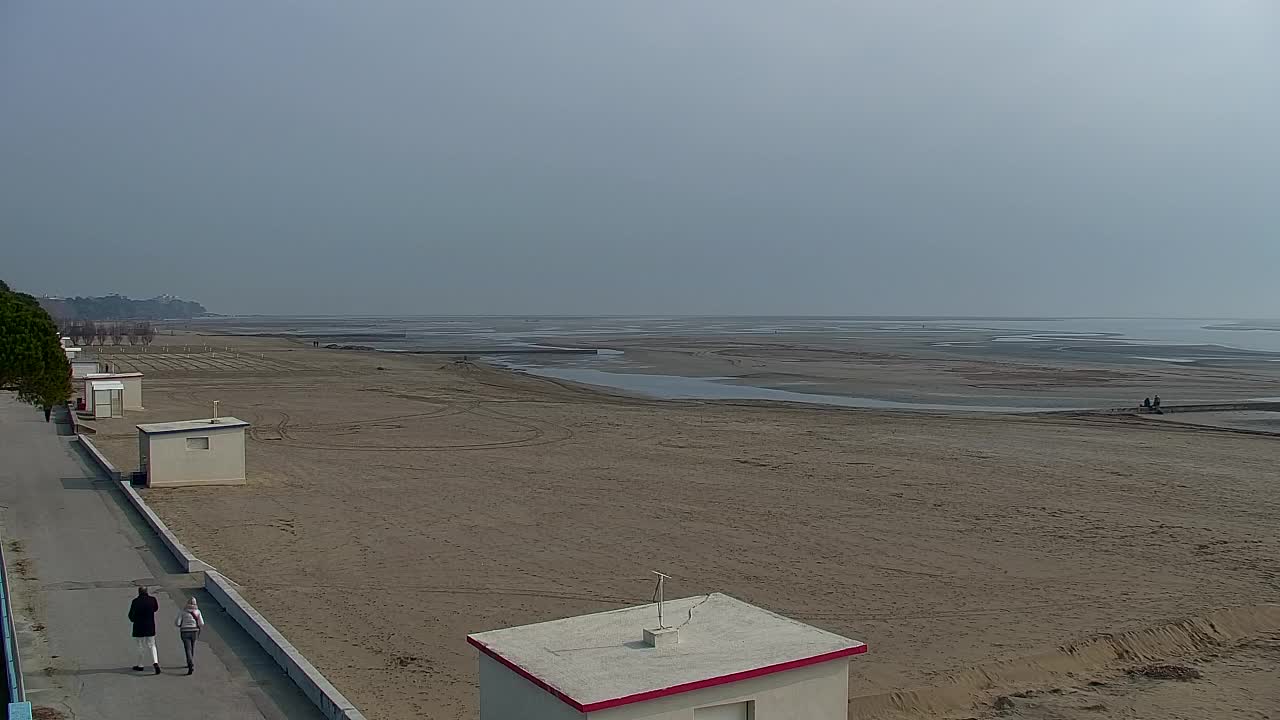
[129,587,161,674]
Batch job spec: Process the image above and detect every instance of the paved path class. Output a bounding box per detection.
[0,395,324,720]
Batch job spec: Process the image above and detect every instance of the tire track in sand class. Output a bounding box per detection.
[247,402,574,452]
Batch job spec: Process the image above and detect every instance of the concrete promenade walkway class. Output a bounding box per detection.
[0,395,324,720]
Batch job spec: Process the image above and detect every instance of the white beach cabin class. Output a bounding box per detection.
[136,417,249,488]
[64,346,82,361]
[468,593,866,720]
[83,372,143,412]
[86,380,124,419]
[70,359,101,378]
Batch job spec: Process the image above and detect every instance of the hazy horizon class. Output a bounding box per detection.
[55,309,1280,325]
[76,311,1280,322]
[3,2,1278,316]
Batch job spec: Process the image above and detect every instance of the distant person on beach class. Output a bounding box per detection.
[1143,397,1152,411]
[1153,395,1161,408]
[175,597,205,675]
[129,587,161,674]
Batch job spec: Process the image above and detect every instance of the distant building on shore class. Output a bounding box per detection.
[468,592,865,720]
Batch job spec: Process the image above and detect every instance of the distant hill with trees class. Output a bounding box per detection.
[38,294,208,320]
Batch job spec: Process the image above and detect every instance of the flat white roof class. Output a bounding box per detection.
[85,372,143,379]
[468,593,865,713]
[90,380,125,391]
[137,417,250,435]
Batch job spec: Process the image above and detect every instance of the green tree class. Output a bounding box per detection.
[1,280,73,416]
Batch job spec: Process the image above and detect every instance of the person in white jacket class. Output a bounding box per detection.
[175,597,205,675]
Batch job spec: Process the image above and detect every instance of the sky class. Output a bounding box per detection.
[2,2,1278,317]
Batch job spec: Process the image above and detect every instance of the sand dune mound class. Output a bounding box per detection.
[849,604,1280,719]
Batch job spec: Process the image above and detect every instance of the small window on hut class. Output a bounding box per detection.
[695,702,753,720]
[186,436,210,450]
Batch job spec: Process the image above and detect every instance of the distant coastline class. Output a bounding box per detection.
[1203,323,1280,332]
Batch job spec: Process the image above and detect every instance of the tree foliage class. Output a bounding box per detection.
[58,320,156,346]
[1,280,73,410]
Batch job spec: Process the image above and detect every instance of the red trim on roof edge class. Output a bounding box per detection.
[580,645,867,712]
[468,636,589,711]
[468,636,866,713]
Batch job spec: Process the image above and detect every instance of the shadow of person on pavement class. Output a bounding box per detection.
[43,666,144,677]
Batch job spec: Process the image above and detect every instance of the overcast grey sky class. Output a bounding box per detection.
[2,2,1277,316]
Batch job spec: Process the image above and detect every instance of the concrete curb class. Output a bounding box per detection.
[116,480,212,574]
[75,435,210,573]
[75,434,366,720]
[75,435,120,482]
[204,571,368,720]
[64,403,80,435]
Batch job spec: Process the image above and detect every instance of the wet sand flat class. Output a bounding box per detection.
[522,333,1280,409]
[83,334,1280,720]
[1147,409,1280,434]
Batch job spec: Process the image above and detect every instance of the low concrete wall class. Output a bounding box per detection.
[204,571,368,720]
[116,481,211,574]
[75,433,366,720]
[76,435,120,482]
[76,435,209,572]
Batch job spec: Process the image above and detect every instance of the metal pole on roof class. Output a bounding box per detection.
[652,571,672,628]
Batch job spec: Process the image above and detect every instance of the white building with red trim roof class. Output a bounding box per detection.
[468,593,865,720]
[84,372,144,412]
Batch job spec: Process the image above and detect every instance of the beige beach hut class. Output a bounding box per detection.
[70,359,101,378]
[136,417,249,488]
[84,372,143,411]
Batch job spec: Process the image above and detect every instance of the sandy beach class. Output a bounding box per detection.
[83,332,1280,720]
